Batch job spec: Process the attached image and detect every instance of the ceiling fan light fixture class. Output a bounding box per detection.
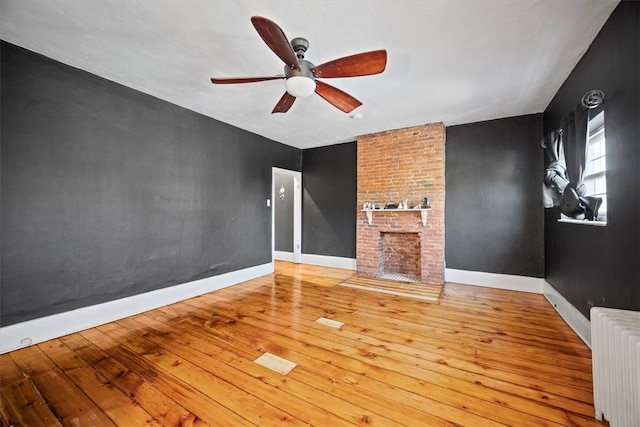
[285,76,316,98]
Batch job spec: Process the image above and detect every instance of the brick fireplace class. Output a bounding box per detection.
[356,123,445,285]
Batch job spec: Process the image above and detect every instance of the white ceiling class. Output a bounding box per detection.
[0,0,619,149]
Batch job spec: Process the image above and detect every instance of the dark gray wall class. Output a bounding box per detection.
[543,1,639,317]
[445,114,544,277]
[274,172,294,252]
[302,142,356,258]
[1,42,301,326]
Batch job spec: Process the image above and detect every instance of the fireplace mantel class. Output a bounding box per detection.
[361,208,431,226]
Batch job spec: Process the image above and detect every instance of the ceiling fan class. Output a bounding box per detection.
[210,16,387,114]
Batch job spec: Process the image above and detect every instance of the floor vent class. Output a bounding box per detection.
[254,352,297,375]
[315,317,344,329]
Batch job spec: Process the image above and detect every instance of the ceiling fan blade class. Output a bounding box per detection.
[315,80,362,113]
[211,76,284,84]
[251,16,301,71]
[272,92,296,114]
[311,50,387,78]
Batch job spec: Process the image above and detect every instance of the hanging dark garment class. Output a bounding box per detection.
[542,104,602,220]
[541,129,567,208]
[561,105,589,196]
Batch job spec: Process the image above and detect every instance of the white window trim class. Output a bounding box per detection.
[558,218,607,226]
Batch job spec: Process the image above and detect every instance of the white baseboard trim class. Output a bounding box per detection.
[0,262,274,354]
[543,280,591,348]
[301,254,356,270]
[274,250,294,262]
[445,268,544,294]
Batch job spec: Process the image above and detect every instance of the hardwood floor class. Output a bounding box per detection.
[0,261,605,426]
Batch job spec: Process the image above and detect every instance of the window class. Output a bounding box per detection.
[583,110,607,220]
[558,110,607,225]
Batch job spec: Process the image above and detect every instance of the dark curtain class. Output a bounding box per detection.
[562,104,590,193]
[542,104,601,219]
[541,129,566,208]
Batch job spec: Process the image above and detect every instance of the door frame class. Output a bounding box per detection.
[272,167,302,263]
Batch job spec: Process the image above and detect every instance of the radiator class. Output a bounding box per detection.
[590,307,640,427]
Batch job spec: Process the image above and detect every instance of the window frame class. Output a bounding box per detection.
[559,109,607,225]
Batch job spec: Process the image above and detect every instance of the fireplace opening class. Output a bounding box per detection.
[379,232,421,282]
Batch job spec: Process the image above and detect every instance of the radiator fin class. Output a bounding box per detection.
[590,307,640,427]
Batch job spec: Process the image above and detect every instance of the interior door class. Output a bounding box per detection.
[272,168,301,263]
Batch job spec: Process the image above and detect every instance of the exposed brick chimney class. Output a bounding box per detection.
[356,123,445,285]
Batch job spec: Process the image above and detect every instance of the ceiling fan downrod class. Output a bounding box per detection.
[290,37,309,60]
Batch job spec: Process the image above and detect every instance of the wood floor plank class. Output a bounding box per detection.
[223,295,594,395]
[38,339,161,426]
[143,307,456,427]
[151,303,492,426]
[0,261,606,427]
[208,276,604,426]
[9,345,117,426]
[203,293,596,415]
[58,333,208,427]
[121,313,405,427]
[99,320,313,427]
[0,354,25,384]
[247,278,593,365]
[180,295,590,426]
[167,301,514,427]
[311,296,593,370]
[1,379,63,427]
[81,327,252,427]
[0,351,65,427]
[330,286,590,350]
[204,277,594,376]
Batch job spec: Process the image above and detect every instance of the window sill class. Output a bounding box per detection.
[558,218,607,227]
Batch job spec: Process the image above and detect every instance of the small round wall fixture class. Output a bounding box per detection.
[581,89,605,109]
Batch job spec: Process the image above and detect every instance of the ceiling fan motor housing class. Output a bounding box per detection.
[285,59,315,79]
